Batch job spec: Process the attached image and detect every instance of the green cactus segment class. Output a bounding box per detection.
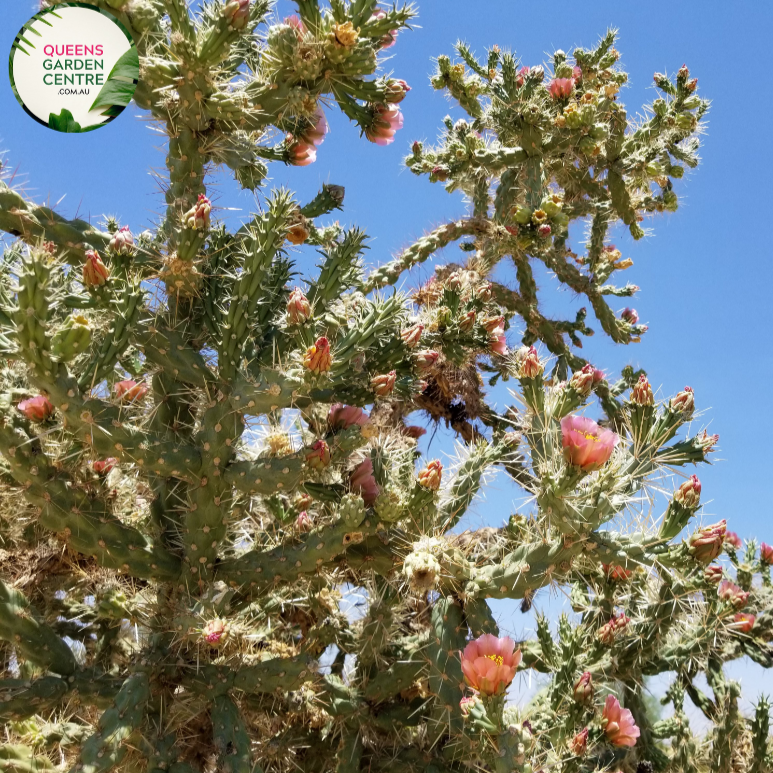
[335,731,363,773]
[182,658,315,697]
[0,745,55,773]
[0,581,76,676]
[463,597,499,638]
[427,597,466,738]
[362,660,427,702]
[71,673,149,773]
[224,456,306,496]
[211,695,254,773]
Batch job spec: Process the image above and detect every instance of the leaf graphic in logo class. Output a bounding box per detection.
[89,46,139,115]
[48,109,82,133]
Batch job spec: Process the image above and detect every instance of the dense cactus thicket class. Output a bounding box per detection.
[0,2,771,772]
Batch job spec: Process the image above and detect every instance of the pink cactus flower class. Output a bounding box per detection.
[602,564,633,582]
[385,79,411,104]
[760,542,773,565]
[560,415,619,471]
[114,380,148,402]
[489,333,508,356]
[460,634,521,697]
[92,458,118,475]
[724,531,742,550]
[284,14,306,37]
[295,511,313,533]
[670,386,695,415]
[109,225,134,255]
[689,520,726,563]
[17,395,55,422]
[183,194,211,231]
[718,579,749,608]
[573,671,594,703]
[516,65,530,87]
[569,728,588,755]
[286,135,317,167]
[202,619,227,646]
[287,287,311,325]
[223,0,250,29]
[305,439,331,470]
[369,9,398,49]
[621,308,639,324]
[675,475,701,508]
[329,404,369,430]
[83,250,110,287]
[350,459,379,505]
[548,77,574,99]
[365,105,404,146]
[572,65,583,82]
[482,315,505,335]
[601,694,640,747]
[730,613,755,633]
[704,565,723,584]
[299,108,328,147]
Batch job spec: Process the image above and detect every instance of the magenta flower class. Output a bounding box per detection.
[350,459,379,505]
[92,458,118,475]
[601,695,640,747]
[621,307,639,324]
[760,542,773,564]
[560,415,619,471]
[17,395,55,422]
[548,77,574,99]
[300,108,328,147]
[460,634,521,697]
[203,619,227,646]
[365,105,404,146]
[572,65,583,82]
[328,404,369,430]
[295,511,313,533]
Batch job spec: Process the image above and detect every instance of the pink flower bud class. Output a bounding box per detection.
[548,77,574,99]
[730,613,755,633]
[305,439,331,470]
[350,459,379,505]
[371,371,397,397]
[698,431,719,454]
[369,9,397,49]
[284,14,306,38]
[295,511,313,532]
[686,78,698,92]
[597,613,630,645]
[476,281,493,301]
[601,695,640,747]
[183,194,211,231]
[519,346,543,378]
[573,672,594,703]
[459,310,476,332]
[569,728,588,755]
[303,337,332,374]
[287,288,311,325]
[630,374,654,406]
[460,634,521,696]
[328,404,369,430]
[560,415,619,471]
[482,315,505,335]
[365,105,404,147]
[689,520,726,563]
[670,386,694,416]
[223,0,250,29]
[286,135,317,167]
[674,475,701,508]
[114,380,148,403]
[572,65,583,82]
[760,542,773,565]
[385,79,411,104]
[299,108,328,147]
[92,458,118,475]
[109,225,134,256]
[704,565,723,584]
[83,250,109,287]
[489,333,508,356]
[401,323,424,348]
[432,166,448,182]
[203,618,227,646]
[537,223,552,238]
[17,395,55,422]
[459,696,480,717]
[417,459,442,491]
[621,308,639,325]
[569,364,599,398]
[415,350,439,373]
[724,531,742,550]
[718,579,749,608]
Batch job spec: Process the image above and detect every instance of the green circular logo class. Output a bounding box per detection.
[9,3,138,133]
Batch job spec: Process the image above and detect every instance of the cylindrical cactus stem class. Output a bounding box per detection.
[0,581,77,676]
[750,696,771,773]
[73,672,150,773]
[708,680,742,773]
[211,694,254,773]
[463,596,499,638]
[427,596,466,737]
[335,730,363,773]
[362,660,428,703]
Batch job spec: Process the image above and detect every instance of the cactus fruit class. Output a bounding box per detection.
[0,10,769,773]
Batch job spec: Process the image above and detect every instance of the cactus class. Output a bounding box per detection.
[0,8,770,773]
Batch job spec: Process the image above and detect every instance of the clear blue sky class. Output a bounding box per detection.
[2,0,771,716]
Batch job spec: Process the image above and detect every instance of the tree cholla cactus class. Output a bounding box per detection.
[0,3,771,773]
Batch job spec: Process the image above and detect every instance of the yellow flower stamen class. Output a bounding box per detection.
[485,654,504,666]
[582,432,600,442]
